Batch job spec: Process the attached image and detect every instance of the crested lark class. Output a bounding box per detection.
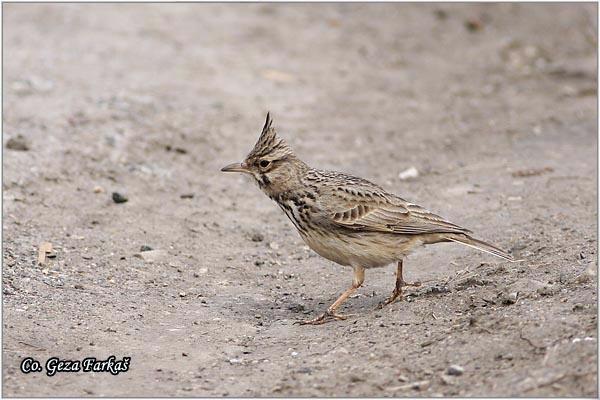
[222,113,515,325]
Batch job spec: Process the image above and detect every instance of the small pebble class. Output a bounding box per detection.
[412,380,430,390]
[398,166,419,180]
[112,192,128,204]
[447,365,464,376]
[140,245,153,252]
[179,292,187,298]
[137,249,167,263]
[575,262,597,283]
[180,193,194,199]
[441,374,455,385]
[93,186,104,193]
[502,292,518,305]
[6,135,30,151]
[251,232,264,242]
[465,18,483,32]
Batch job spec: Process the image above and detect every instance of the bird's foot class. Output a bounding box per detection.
[378,291,403,308]
[295,310,355,325]
[378,282,421,308]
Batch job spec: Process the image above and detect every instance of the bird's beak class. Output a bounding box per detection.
[221,162,251,174]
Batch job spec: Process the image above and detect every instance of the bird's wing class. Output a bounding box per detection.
[316,183,471,235]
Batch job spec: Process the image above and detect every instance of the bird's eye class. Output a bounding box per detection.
[259,160,270,168]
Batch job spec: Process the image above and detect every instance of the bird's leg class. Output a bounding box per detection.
[398,259,421,287]
[299,266,365,325]
[380,260,421,307]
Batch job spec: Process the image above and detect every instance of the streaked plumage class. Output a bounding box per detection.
[222,113,515,324]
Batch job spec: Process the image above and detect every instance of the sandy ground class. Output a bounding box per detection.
[2,3,598,397]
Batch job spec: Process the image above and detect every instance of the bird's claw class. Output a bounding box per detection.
[378,293,403,309]
[378,281,422,308]
[295,310,355,325]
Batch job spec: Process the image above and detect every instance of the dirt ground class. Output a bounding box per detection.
[2,3,598,397]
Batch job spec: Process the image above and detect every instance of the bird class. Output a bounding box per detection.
[222,113,516,325]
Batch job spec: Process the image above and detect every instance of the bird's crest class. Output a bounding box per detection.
[247,112,294,160]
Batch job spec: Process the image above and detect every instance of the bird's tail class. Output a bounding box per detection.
[443,234,517,262]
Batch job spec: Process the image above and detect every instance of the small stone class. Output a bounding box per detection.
[268,242,279,250]
[182,352,188,357]
[447,365,464,376]
[412,380,430,390]
[29,76,54,92]
[228,358,241,364]
[575,262,597,283]
[137,249,168,263]
[465,18,483,32]
[180,193,194,199]
[250,232,264,242]
[140,245,153,252]
[93,186,104,193]
[433,9,448,20]
[398,166,419,180]
[386,380,430,392]
[572,303,584,311]
[6,135,30,151]
[179,292,187,298]
[112,192,128,204]
[501,291,518,305]
[536,284,556,296]
[11,80,31,94]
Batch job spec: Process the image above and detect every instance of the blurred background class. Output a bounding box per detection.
[3,3,597,397]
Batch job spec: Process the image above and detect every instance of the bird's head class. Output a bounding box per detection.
[221,113,306,195]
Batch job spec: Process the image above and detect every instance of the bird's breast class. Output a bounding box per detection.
[276,198,310,234]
